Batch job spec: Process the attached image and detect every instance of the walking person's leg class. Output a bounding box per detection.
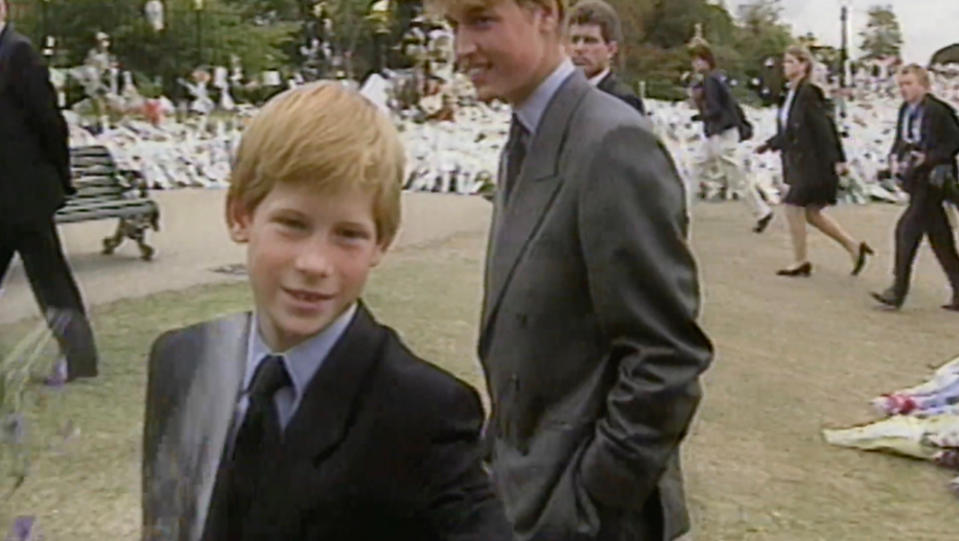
[16,220,98,380]
[778,204,811,275]
[874,193,926,307]
[805,207,857,259]
[717,128,771,230]
[925,197,959,308]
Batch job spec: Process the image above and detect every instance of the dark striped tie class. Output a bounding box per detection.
[503,114,530,204]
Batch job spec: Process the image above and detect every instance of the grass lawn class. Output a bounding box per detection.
[0,232,486,540]
[2,207,959,539]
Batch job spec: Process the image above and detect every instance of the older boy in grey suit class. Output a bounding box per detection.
[439,0,714,539]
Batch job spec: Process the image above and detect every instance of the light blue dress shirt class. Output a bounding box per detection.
[513,58,576,136]
[230,302,358,444]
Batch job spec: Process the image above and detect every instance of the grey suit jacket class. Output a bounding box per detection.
[480,70,713,540]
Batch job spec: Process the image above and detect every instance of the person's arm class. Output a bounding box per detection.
[422,381,512,541]
[925,102,959,168]
[9,40,72,192]
[576,125,713,511]
[802,85,844,166]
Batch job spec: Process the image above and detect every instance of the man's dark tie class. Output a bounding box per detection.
[224,355,291,537]
[502,114,530,204]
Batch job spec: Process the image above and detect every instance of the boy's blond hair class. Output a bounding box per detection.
[898,64,932,89]
[228,82,405,246]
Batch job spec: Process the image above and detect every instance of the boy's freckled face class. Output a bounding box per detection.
[228,182,385,351]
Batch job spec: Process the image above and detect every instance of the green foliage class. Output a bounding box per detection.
[11,0,298,97]
[859,4,903,60]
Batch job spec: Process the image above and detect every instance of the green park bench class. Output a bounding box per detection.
[54,145,161,261]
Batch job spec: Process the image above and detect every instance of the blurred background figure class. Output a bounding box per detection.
[756,46,872,278]
[873,64,959,310]
[567,0,645,115]
[689,44,773,233]
[0,0,98,384]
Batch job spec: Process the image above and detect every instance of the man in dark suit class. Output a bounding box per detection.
[445,0,714,538]
[566,0,644,115]
[0,0,98,383]
[872,64,959,311]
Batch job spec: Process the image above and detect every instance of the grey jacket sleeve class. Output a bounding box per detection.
[575,125,714,511]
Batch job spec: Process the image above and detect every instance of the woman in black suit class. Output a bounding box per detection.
[757,46,873,276]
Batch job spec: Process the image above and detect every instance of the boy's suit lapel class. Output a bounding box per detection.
[283,302,387,462]
[165,313,249,541]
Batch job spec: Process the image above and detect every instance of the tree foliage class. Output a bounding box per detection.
[859,4,903,60]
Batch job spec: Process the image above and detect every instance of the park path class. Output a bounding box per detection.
[0,189,493,325]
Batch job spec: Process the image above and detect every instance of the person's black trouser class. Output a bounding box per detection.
[892,182,959,302]
[0,218,98,379]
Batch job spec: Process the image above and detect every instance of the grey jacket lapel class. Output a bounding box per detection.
[153,313,249,541]
[482,71,591,338]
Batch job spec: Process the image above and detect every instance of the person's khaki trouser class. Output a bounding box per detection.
[693,127,770,220]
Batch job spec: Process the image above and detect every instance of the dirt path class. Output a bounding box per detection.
[0,190,494,325]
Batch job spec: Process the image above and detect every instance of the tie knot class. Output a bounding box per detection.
[249,355,291,399]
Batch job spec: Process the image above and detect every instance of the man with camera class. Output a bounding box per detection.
[872,64,959,311]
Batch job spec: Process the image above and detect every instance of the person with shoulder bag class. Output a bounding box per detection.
[690,45,772,233]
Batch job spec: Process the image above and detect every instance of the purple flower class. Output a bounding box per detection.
[5,516,36,541]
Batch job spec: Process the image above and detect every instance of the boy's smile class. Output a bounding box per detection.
[228,182,386,351]
[447,0,565,105]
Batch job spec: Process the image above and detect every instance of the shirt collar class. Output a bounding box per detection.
[0,22,7,37]
[514,58,576,134]
[587,68,610,87]
[245,302,358,402]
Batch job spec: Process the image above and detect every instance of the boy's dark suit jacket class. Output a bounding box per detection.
[889,93,959,193]
[142,303,510,541]
[596,72,645,116]
[0,24,73,225]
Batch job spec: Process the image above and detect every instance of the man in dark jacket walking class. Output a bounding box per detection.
[566,0,645,115]
[873,64,959,311]
[0,1,98,382]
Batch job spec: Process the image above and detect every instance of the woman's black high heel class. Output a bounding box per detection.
[852,242,874,276]
[776,262,812,277]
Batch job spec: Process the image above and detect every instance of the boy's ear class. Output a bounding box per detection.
[226,196,252,243]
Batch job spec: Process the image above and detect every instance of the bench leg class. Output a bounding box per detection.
[101,221,127,255]
[103,217,157,260]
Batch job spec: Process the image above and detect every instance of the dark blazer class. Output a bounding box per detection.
[693,71,738,137]
[0,24,73,225]
[142,304,511,541]
[596,71,645,116]
[481,70,713,540]
[765,80,846,188]
[889,93,959,193]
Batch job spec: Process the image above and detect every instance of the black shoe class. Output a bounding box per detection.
[852,242,875,276]
[944,298,959,312]
[754,212,774,234]
[871,288,903,309]
[777,262,812,277]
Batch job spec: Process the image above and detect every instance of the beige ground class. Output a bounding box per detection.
[2,193,959,539]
